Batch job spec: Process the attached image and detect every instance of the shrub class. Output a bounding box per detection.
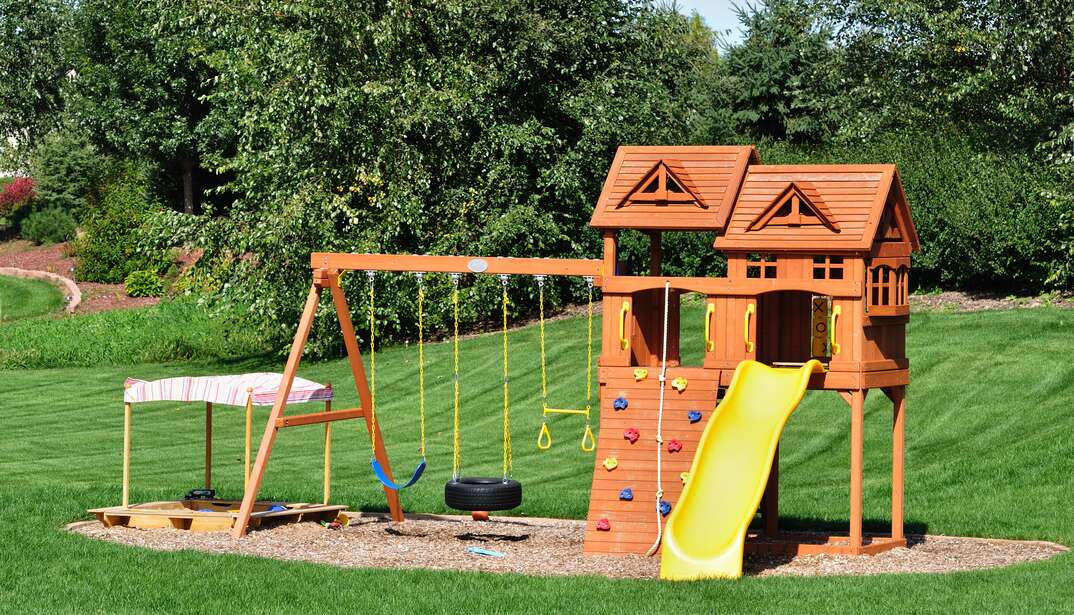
[29,130,110,217]
[19,207,77,244]
[123,270,165,297]
[0,177,36,214]
[74,168,169,283]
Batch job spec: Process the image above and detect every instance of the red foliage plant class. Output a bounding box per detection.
[0,176,35,214]
[0,177,35,213]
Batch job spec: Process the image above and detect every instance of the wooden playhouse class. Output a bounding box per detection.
[582,146,917,557]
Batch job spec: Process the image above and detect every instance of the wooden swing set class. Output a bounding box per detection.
[230,253,603,538]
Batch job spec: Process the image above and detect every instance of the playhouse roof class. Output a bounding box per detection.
[589,146,758,231]
[714,164,920,253]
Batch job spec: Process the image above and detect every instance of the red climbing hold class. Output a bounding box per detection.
[667,439,683,453]
[596,518,611,531]
[623,427,640,444]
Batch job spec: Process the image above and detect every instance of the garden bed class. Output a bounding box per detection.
[69,513,1067,579]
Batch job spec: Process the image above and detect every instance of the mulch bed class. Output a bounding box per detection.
[0,241,159,313]
[68,513,1067,579]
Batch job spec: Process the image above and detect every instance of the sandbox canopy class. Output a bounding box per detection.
[123,372,333,406]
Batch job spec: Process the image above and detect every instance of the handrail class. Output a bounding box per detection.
[704,303,716,352]
[830,305,841,355]
[744,303,755,353]
[619,302,631,350]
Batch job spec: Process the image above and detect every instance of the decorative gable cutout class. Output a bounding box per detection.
[617,160,707,208]
[878,207,904,241]
[747,181,839,232]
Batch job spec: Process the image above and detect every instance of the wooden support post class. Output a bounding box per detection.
[323,394,332,505]
[232,282,323,539]
[849,389,865,552]
[602,231,617,276]
[891,386,906,541]
[244,390,253,492]
[204,402,213,489]
[122,401,132,508]
[763,444,779,537]
[329,277,403,522]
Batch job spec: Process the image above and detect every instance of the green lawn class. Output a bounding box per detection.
[0,275,65,322]
[1,301,1073,613]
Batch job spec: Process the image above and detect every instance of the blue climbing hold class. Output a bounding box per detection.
[659,500,672,516]
[618,488,634,501]
[688,410,702,423]
[613,396,629,411]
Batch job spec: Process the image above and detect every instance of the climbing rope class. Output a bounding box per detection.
[499,274,513,480]
[646,280,672,557]
[450,273,462,481]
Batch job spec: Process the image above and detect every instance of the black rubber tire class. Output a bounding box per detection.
[444,477,522,511]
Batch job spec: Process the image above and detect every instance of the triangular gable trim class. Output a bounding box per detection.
[616,159,708,208]
[747,181,840,232]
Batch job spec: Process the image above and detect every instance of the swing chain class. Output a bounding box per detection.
[415,271,425,459]
[366,270,377,454]
[499,274,512,480]
[451,272,461,481]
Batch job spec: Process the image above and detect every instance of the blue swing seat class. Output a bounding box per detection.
[371,458,427,491]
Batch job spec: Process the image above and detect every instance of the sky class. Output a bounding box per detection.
[672,0,747,45]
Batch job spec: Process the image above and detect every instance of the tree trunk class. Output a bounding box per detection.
[182,158,195,215]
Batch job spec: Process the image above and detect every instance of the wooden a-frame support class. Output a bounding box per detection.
[231,268,402,539]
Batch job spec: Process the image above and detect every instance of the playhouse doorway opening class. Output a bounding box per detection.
[755,291,833,366]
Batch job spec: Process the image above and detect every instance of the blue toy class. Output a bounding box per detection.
[659,500,672,516]
[618,487,634,501]
[688,410,702,423]
[613,396,629,411]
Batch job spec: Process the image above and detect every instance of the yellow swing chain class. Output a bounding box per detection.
[536,275,596,452]
[366,271,378,455]
[450,273,461,481]
[500,274,513,480]
[416,272,426,459]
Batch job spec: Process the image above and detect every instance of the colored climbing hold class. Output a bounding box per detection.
[618,487,634,501]
[680,472,689,486]
[267,504,288,512]
[603,457,618,471]
[623,427,640,444]
[671,376,688,392]
[613,396,629,411]
[667,439,683,453]
[687,410,702,423]
[633,368,648,382]
[596,518,611,531]
[659,500,672,516]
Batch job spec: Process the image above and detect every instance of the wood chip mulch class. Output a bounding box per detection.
[68,514,1067,580]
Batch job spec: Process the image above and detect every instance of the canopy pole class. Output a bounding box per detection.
[122,400,132,507]
[244,389,253,492]
[205,402,213,490]
[323,385,332,505]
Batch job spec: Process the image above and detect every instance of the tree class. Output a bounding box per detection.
[0,0,73,165]
[718,0,842,142]
[64,0,217,214]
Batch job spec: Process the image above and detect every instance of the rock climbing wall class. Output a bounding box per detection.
[583,366,722,555]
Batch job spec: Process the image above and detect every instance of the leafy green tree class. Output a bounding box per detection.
[65,0,218,214]
[164,0,728,352]
[0,0,74,164]
[718,0,841,142]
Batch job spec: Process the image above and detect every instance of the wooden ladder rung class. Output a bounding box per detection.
[276,408,363,428]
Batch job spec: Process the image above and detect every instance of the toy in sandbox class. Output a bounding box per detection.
[98,145,918,581]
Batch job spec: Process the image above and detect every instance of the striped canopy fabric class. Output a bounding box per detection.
[124,373,333,406]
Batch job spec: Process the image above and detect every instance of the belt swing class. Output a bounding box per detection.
[366,270,427,491]
[535,275,596,452]
[444,274,522,511]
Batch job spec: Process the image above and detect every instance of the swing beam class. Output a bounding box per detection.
[231,253,604,539]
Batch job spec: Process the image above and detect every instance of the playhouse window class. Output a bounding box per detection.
[746,253,777,279]
[812,255,844,280]
[867,263,909,312]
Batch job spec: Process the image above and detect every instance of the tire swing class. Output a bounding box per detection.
[444,273,522,512]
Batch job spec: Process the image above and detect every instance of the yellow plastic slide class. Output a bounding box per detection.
[660,359,824,580]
